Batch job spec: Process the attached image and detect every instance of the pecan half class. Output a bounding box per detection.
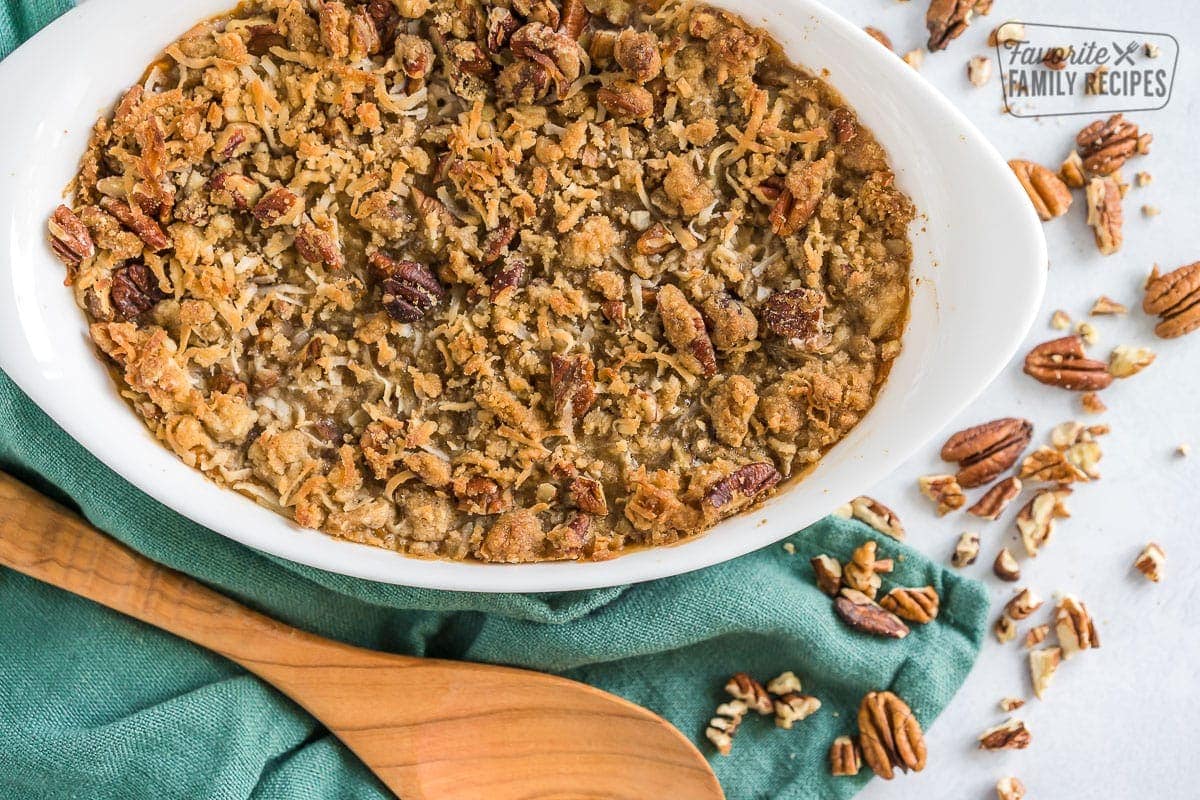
[1143,262,1200,339]
[550,353,597,421]
[725,672,772,715]
[99,196,170,251]
[858,691,926,779]
[810,554,843,596]
[568,476,608,515]
[703,462,781,514]
[252,187,301,226]
[880,586,939,623]
[1023,335,1113,391]
[834,588,910,639]
[829,736,862,777]
[657,284,718,378]
[1008,160,1072,221]
[1076,114,1140,175]
[377,259,444,322]
[968,476,1022,519]
[110,262,168,320]
[979,718,1031,750]
[941,417,1033,488]
[925,0,974,51]
[849,496,905,540]
[762,288,825,347]
[48,204,95,271]
[1085,176,1123,255]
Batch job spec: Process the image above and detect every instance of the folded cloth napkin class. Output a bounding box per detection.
[0,5,988,799]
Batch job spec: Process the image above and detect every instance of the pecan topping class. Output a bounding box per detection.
[1055,594,1099,658]
[491,254,527,297]
[829,736,861,777]
[1076,114,1141,175]
[480,223,517,264]
[294,223,344,268]
[657,284,718,378]
[496,59,552,104]
[703,462,780,514]
[773,692,821,729]
[762,288,825,346]
[941,417,1033,488]
[979,718,1031,750]
[1134,542,1165,582]
[829,107,857,144]
[378,259,445,322]
[101,198,171,253]
[1029,646,1062,699]
[485,6,520,53]
[968,476,1022,520]
[951,531,980,567]
[1023,335,1113,391]
[47,204,95,270]
[858,691,926,779]
[992,547,1020,581]
[844,540,882,599]
[768,157,830,236]
[1143,262,1200,339]
[597,80,655,119]
[110,262,168,320]
[1085,176,1123,255]
[925,0,974,51]
[246,24,287,56]
[879,586,939,623]
[1008,160,1072,221]
[724,672,772,715]
[635,222,675,255]
[550,353,597,421]
[252,187,301,226]
[613,29,661,83]
[454,476,510,515]
[568,476,608,515]
[810,554,843,596]
[1016,486,1071,557]
[919,474,966,515]
[510,22,584,87]
[834,588,910,639]
[967,55,992,86]
[849,496,905,540]
[448,40,492,78]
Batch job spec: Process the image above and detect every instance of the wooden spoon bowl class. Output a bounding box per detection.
[0,472,723,800]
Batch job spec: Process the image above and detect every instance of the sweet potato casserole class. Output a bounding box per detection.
[48,0,914,562]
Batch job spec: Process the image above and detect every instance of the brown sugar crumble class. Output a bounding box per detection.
[49,0,913,562]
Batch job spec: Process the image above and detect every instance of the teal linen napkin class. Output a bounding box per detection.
[0,4,988,798]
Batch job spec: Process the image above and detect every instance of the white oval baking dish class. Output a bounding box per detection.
[0,0,1045,591]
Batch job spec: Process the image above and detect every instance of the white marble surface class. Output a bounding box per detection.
[812,2,1199,798]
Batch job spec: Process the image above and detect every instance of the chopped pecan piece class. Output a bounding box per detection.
[47,204,95,270]
[246,23,287,56]
[967,55,992,86]
[703,462,780,517]
[858,691,926,779]
[1055,594,1099,658]
[252,187,301,226]
[725,672,772,715]
[1008,160,1073,221]
[491,254,527,297]
[568,476,608,515]
[635,222,675,255]
[1076,114,1141,175]
[834,588,910,639]
[98,196,170,251]
[1134,542,1165,582]
[999,697,1025,713]
[1004,587,1042,620]
[1024,624,1049,649]
[455,476,511,516]
[774,693,821,729]
[994,614,1016,643]
[830,735,861,777]
[598,80,654,119]
[550,353,597,421]
[486,6,520,52]
[110,262,168,320]
[993,547,1020,581]
[844,540,882,599]
[1090,295,1127,315]
[510,22,584,86]
[705,700,748,756]
[1016,486,1071,556]
[951,531,980,567]
[879,586,939,623]
[997,777,1027,800]
[919,474,966,515]
[613,28,662,83]
[379,259,445,322]
[761,288,825,347]
[480,223,517,264]
[941,417,1033,488]
[768,157,830,236]
[766,671,802,695]
[979,718,1031,751]
[1059,150,1086,188]
[497,57,553,105]
[968,476,1022,520]
[1085,176,1123,255]
[657,284,718,378]
[1023,335,1113,391]
[1018,446,1086,484]
[849,496,904,540]
[811,554,843,596]
[1109,345,1155,378]
[1143,262,1200,339]
[294,223,344,268]
[925,0,974,51]
[1029,646,1062,699]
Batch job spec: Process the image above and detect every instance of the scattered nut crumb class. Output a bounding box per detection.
[1042,46,1068,71]
[1080,392,1107,414]
[1109,345,1156,378]
[999,697,1025,712]
[952,531,981,567]
[968,55,992,86]
[997,776,1027,800]
[979,718,1032,750]
[783,542,796,554]
[903,49,924,70]
[1177,443,1191,457]
[1134,542,1165,582]
[1142,204,1160,217]
[863,26,893,52]
[1029,646,1062,699]
[994,614,1016,643]
[1050,309,1071,330]
[1144,42,1160,58]
[811,554,844,596]
[1086,65,1109,95]
[1005,587,1043,620]
[1016,487,1072,557]
[1090,296,1127,315]
[1135,171,1152,187]
[1076,321,1098,345]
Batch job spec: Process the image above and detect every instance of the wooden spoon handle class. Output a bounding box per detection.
[0,470,368,669]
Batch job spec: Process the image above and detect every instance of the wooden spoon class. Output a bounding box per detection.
[0,472,723,800]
